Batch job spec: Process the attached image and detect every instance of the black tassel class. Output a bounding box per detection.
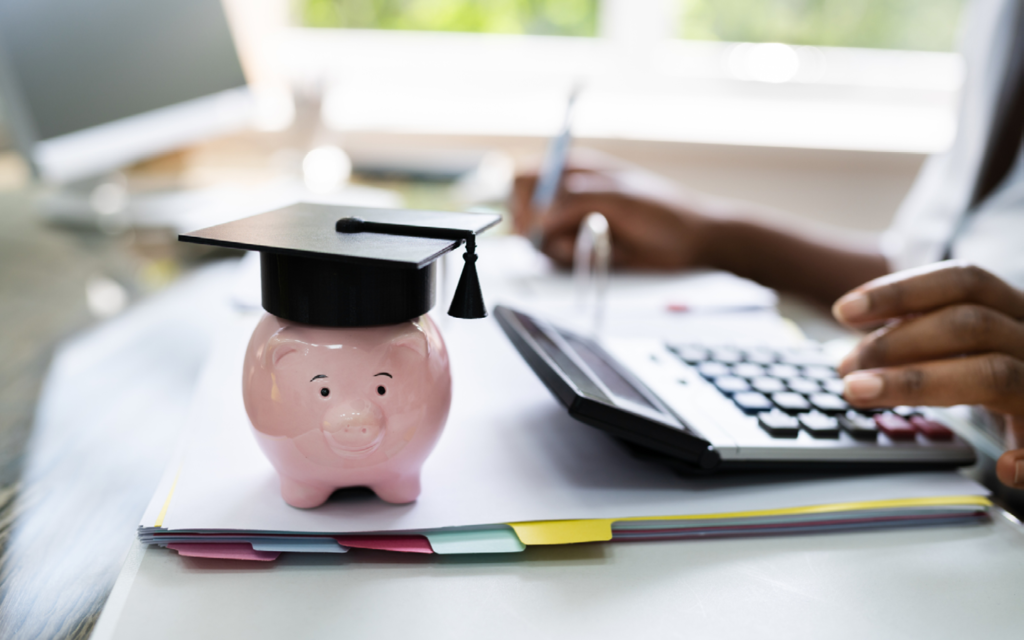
[448,237,486,319]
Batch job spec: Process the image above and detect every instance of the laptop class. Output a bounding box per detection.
[494,305,976,473]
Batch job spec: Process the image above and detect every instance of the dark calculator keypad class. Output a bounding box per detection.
[714,376,750,395]
[733,392,773,413]
[751,376,786,394]
[771,392,810,412]
[909,416,954,441]
[786,377,820,395]
[758,410,799,437]
[669,344,958,441]
[732,363,766,379]
[808,393,848,414]
[674,345,709,364]
[802,366,837,381]
[799,412,840,438]
[822,378,846,396]
[697,361,731,379]
[874,412,917,441]
[767,364,800,379]
[839,411,879,440]
[711,347,743,364]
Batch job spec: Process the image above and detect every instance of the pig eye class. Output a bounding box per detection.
[377,386,386,396]
[320,388,330,397]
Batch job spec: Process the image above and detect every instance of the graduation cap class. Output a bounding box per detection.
[179,203,501,327]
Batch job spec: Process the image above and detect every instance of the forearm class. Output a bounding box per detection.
[703,217,890,307]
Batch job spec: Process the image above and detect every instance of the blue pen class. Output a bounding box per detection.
[528,86,579,249]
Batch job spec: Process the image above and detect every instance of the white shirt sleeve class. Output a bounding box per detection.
[882,0,1024,289]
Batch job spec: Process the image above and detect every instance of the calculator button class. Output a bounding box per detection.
[893,405,918,417]
[673,345,709,364]
[808,393,849,414]
[771,392,811,412]
[767,364,800,379]
[758,410,799,438]
[732,363,766,379]
[711,347,743,364]
[802,365,837,380]
[798,412,840,438]
[714,376,750,395]
[751,376,786,394]
[910,416,954,441]
[786,377,821,395]
[745,348,777,365]
[874,413,917,441]
[697,362,731,378]
[733,392,773,413]
[838,411,879,441]
[822,378,846,396]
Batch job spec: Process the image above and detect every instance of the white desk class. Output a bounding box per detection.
[9,250,1023,639]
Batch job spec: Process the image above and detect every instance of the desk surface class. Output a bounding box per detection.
[2,180,1023,639]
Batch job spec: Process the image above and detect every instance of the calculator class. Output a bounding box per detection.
[494,305,976,473]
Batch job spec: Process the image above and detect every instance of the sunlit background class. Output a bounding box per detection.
[253,0,964,159]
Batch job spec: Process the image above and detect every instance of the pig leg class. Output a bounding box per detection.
[371,474,421,504]
[279,476,334,509]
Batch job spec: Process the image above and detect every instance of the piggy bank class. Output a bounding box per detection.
[242,313,452,508]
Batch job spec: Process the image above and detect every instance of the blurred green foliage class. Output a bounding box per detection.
[299,0,598,36]
[296,0,966,51]
[680,0,967,51]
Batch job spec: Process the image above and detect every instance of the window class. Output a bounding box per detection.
[287,0,966,153]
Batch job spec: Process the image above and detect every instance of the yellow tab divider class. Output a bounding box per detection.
[153,468,182,528]
[510,519,614,545]
[507,495,991,546]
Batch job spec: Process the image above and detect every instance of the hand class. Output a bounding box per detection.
[509,164,726,269]
[833,261,1024,489]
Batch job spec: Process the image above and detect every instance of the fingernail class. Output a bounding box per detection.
[1016,459,1024,485]
[833,292,869,321]
[844,372,883,401]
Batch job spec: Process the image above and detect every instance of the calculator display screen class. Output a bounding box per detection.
[559,332,660,413]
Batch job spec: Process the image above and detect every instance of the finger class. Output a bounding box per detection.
[838,304,1024,375]
[543,191,626,238]
[832,261,1024,328]
[996,446,1024,489]
[842,353,1024,415]
[992,415,1023,489]
[510,175,539,234]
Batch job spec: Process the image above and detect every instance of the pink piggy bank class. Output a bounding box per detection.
[242,312,452,508]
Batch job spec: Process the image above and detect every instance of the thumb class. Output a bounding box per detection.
[995,414,1024,489]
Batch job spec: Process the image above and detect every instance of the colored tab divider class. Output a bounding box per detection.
[334,535,434,554]
[509,519,614,545]
[251,539,348,554]
[168,543,280,562]
[425,527,526,554]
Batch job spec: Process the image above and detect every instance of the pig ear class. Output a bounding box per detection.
[264,337,302,368]
[390,330,429,358]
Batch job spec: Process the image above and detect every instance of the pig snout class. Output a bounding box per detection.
[321,398,385,457]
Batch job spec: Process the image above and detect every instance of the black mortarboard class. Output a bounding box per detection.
[179,203,501,327]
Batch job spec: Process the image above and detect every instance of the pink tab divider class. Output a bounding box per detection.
[334,535,434,554]
[168,543,280,562]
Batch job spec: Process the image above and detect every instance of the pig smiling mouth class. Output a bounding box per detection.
[322,427,385,458]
